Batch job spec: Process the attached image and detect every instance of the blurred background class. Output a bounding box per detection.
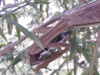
[0,0,100,75]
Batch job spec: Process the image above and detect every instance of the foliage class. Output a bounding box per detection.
[0,0,100,75]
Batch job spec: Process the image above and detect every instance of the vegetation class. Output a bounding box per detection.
[0,0,100,75]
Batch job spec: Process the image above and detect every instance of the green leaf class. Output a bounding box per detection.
[7,21,13,35]
[11,55,22,67]
[0,27,7,41]
[5,18,44,50]
[94,65,99,75]
[76,45,91,62]
[5,15,13,35]
[12,13,20,40]
[25,0,40,12]
[16,28,20,40]
[46,4,49,17]
[35,0,49,4]
[40,4,43,12]
[70,33,76,59]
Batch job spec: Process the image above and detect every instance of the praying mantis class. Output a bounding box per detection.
[0,0,100,72]
[25,0,100,71]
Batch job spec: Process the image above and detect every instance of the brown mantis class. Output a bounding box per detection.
[25,0,100,71]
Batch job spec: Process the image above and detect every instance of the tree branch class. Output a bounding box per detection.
[0,1,25,12]
[0,1,39,17]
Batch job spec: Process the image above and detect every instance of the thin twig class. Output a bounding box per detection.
[12,4,27,12]
[89,29,100,75]
[0,36,27,57]
[0,1,38,12]
[39,14,62,27]
[0,1,39,17]
[0,3,27,17]
[0,1,25,12]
